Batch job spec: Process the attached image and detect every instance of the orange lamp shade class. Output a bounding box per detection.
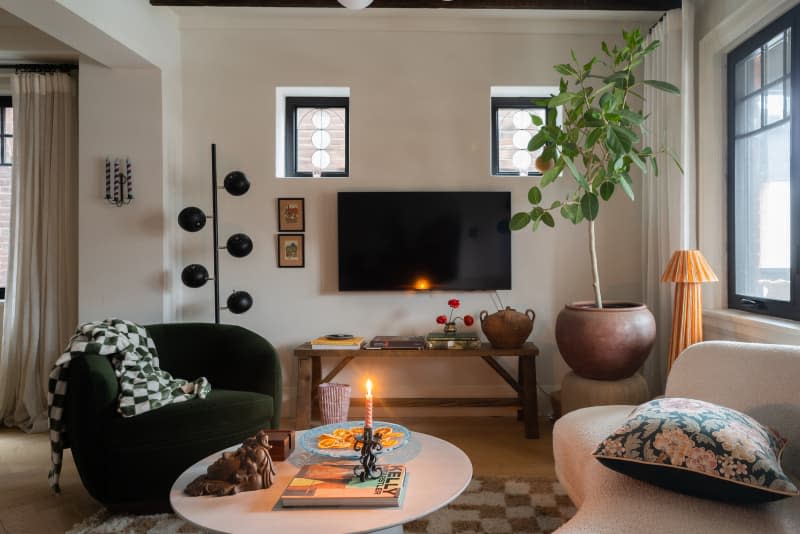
[661,250,718,372]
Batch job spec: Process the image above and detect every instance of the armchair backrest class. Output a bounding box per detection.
[666,340,800,478]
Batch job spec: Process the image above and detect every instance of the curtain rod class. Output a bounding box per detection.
[0,64,78,73]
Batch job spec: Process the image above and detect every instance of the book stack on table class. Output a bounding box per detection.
[310,335,365,350]
[424,331,481,350]
[366,336,425,350]
[280,463,408,508]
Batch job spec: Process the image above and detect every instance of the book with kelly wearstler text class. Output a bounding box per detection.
[280,463,408,507]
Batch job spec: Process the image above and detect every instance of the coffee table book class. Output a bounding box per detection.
[424,331,481,350]
[280,463,407,508]
[310,336,366,350]
[367,336,425,350]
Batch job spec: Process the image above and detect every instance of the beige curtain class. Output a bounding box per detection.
[641,8,689,395]
[0,72,78,432]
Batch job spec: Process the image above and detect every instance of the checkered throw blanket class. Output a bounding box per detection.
[47,319,211,493]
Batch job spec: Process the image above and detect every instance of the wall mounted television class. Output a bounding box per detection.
[338,191,511,291]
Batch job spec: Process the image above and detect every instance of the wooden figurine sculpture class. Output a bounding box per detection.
[185,429,276,496]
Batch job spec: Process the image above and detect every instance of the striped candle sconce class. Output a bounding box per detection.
[104,157,134,207]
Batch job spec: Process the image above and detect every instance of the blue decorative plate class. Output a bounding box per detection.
[300,421,410,459]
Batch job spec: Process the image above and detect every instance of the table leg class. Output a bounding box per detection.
[296,356,312,430]
[519,355,539,439]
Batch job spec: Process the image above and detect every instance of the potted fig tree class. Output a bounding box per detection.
[510,29,680,380]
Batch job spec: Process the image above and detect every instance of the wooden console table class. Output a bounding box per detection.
[293,343,540,438]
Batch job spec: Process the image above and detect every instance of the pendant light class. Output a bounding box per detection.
[337,0,373,9]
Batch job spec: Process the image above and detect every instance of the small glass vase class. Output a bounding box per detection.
[443,322,457,334]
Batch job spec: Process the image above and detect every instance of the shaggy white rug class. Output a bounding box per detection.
[67,476,575,534]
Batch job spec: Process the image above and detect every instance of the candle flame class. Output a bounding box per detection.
[414,277,430,290]
[366,378,373,396]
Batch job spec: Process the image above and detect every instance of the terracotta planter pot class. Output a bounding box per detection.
[555,301,655,380]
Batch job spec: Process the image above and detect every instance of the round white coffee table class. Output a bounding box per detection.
[170,430,472,534]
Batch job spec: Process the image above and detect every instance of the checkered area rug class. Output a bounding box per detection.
[405,477,575,534]
[67,476,575,534]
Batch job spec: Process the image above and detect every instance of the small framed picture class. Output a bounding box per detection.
[278,197,305,232]
[277,234,305,268]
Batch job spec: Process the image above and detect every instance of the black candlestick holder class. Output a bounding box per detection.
[353,427,383,482]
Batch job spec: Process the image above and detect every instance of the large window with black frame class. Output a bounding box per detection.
[728,6,799,320]
[285,97,348,178]
[0,95,12,299]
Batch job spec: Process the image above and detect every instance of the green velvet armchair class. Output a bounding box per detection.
[62,323,282,512]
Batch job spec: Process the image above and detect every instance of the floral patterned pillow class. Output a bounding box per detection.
[593,397,799,503]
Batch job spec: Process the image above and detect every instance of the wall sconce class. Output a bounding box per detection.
[179,144,254,323]
[105,157,134,206]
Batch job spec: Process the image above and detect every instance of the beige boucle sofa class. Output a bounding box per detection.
[553,341,800,533]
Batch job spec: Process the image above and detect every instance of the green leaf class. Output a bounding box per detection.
[532,217,542,231]
[580,193,600,221]
[541,212,555,227]
[540,163,562,187]
[562,155,590,191]
[642,80,680,94]
[619,173,635,200]
[601,41,611,57]
[629,150,647,172]
[550,200,562,209]
[599,181,615,201]
[651,156,660,177]
[607,125,634,153]
[527,132,548,151]
[582,57,597,73]
[510,212,532,231]
[592,82,616,98]
[666,147,685,173]
[585,128,604,149]
[546,107,558,126]
[619,109,644,125]
[528,186,542,205]
[549,92,578,107]
[555,63,578,76]
[530,113,543,126]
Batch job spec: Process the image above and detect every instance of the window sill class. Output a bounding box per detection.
[703,308,800,345]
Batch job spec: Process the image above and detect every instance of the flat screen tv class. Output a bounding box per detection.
[338,191,511,291]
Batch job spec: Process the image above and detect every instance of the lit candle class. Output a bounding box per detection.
[365,379,373,430]
[104,157,111,199]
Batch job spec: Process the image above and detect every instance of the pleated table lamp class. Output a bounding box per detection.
[661,250,719,371]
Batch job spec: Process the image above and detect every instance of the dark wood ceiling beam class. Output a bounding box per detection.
[150,0,681,10]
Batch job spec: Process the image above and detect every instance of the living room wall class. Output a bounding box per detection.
[178,9,659,417]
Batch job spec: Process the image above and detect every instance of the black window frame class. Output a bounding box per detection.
[727,6,800,320]
[0,96,11,167]
[491,97,547,177]
[285,96,349,178]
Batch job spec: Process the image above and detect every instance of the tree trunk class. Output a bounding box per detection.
[589,220,603,308]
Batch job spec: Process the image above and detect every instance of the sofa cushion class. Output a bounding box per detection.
[593,397,799,503]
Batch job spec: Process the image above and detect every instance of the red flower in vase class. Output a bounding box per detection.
[435,298,473,331]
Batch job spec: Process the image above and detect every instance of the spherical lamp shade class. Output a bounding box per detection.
[226,233,254,258]
[338,0,373,8]
[227,290,253,314]
[223,171,250,196]
[178,207,207,232]
[181,264,210,288]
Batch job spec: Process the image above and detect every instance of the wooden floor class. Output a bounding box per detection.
[0,416,555,534]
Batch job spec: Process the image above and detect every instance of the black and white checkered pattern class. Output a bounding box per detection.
[47,319,211,493]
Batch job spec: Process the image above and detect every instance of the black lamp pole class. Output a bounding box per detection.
[178,143,254,323]
[211,144,221,324]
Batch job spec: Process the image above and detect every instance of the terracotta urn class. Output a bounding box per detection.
[479,307,535,349]
[555,301,655,380]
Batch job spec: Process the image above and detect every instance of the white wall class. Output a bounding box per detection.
[77,60,165,323]
[178,10,658,416]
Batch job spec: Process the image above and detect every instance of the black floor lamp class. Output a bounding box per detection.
[178,144,253,324]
